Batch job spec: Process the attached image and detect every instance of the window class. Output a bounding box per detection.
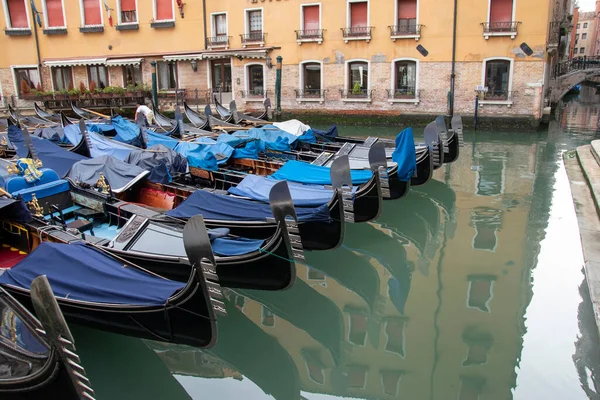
[14,68,40,97]
[303,350,325,385]
[384,319,406,357]
[301,62,322,97]
[381,370,403,397]
[247,9,262,34]
[347,366,367,389]
[81,0,102,25]
[52,67,73,91]
[577,23,580,29]
[582,33,587,39]
[119,0,137,23]
[233,295,245,311]
[393,60,417,98]
[462,330,493,367]
[5,0,29,28]
[575,48,579,54]
[584,22,588,29]
[471,208,502,251]
[467,276,495,312]
[483,59,511,100]
[397,0,416,33]
[247,64,264,96]
[348,61,368,96]
[302,4,320,31]
[261,306,275,327]
[581,47,586,54]
[347,312,367,346]
[87,65,109,89]
[154,0,172,21]
[476,151,506,195]
[349,1,368,28]
[459,377,485,400]
[489,0,513,24]
[212,13,227,43]
[122,65,143,86]
[157,61,177,90]
[44,0,65,28]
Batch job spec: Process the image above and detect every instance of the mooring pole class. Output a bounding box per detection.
[474,95,479,130]
[275,56,283,122]
[150,61,158,108]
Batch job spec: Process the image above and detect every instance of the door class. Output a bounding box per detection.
[211,59,232,104]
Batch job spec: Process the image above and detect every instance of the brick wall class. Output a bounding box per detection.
[73,66,87,90]
[108,67,123,87]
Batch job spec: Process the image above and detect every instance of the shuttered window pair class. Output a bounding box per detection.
[6,0,28,29]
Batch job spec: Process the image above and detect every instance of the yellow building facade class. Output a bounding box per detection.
[1,0,554,118]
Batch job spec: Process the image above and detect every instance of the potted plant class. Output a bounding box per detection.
[141,83,152,97]
[101,86,114,98]
[68,88,81,99]
[112,86,126,98]
[54,89,69,100]
[20,79,35,100]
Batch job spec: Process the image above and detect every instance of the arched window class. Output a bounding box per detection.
[483,59,511,100]
[246,64,265,97]
[393,60,417,99]
[347,61,368,97]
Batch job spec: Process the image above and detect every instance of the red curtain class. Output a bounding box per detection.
[7,0,28,28]
[46,0,65,27]
[156,0,173,20]
[490,0,513,23]
[121,0,136,12]
[83,0,101,25]
[397,0,416,19]
[303,5,319,30]
[350,2,367,27]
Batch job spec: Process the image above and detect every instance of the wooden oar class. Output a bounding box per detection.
[80,107,109,119]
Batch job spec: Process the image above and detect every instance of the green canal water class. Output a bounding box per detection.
[71,93,600,399]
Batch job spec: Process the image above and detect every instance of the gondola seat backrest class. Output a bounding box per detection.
[3,168,70,202]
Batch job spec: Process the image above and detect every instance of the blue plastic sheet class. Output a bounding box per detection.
[270,160,372,185]
[232,126,298,152]
[391,128,417,181]
[7,125,27,158]
[228,174,334,207]
[217,134,261,159]
[0,197,32,223]
[0,242,185,306]
[174,141,233,171]
[312,125,338,140]
[212,237,265,256]
[63,125,81,146]
[89,132,136,161]
[110,116,142,147]
[146,130,179,150]
[166,189,330,222]
[35,127,68,144]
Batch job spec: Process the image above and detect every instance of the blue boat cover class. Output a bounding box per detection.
[0,242,185,306]
[232,126,299,152]
[0,197,32,223]
[68,155,148,193]
[146,130,179,150]
[166,189,330,222]
[217,134,261,159]
[212,237,265,256]
[270,160,372,185]
[35,127,68,144]
[7,125,28,158]
[89,132,136,161]
[391,127,417,181]
[86,122,116,135]
[62,125,81,147]
[107,116,142,147]
[228,174,335,207]
[125,144,187,180]
[174,141,233,171]
[312,125,338,140]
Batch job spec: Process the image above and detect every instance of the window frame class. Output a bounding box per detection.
[87,65,109,89]
[244,62,266,98]
[581,47,586,54]
[383,319,407,358]
[78,0,104,27]
[389,57,420,104]
[582,32,587,40]
[584,22,588,29]
[152,0,175,22]
[156,61,179,91]
[11,65,40,99]
[486,0,516,24]
[480,57,514,105]
[466,277,495,313]
[344,58,371,101]
[300,3,321,31]
[209,11,228,47]
[2,0,32,30]
[50,66,74,91]
[298,60,324,102]
[117,0,138,25]
[346,0,369,29]
[42,0,67,29]
[260,305,276,327]
[121,64,143,87]
[244,7,263,35]
[393,0,419,29]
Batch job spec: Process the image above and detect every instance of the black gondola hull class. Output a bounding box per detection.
[411,147,433,186]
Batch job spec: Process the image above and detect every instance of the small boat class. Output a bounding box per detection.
[0,216,225,348]
[203,105,241,131]
[230,100,269,125]
[153,103,211,136]
[70,103,107,122]
[0,276,95,399]
[182,102,210,130]
[212,95,234,123]
[7,105,53,128]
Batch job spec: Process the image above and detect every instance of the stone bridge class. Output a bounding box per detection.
[550,57,600,103]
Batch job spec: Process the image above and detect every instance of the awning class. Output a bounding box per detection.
[163,54,202,61]
[203,50,268,60]
[44,58,107,67]
[106,58,143,66]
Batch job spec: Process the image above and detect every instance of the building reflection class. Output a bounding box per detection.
[149,136,540,400]
[559,85,600,134]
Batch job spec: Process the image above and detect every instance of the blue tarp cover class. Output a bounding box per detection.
[7,125,27,158]
[217,135,261,159]
[88,132,136,161]
[232,127,299,152]
[174,141,233,171]
[108,116,142,147]
[0,242,185,306]
[228,174,334,207]
[270,160,372,185]
[312,125,338,140]
[391,128,417,181]
[166,189,330,222]
[35,127,68,144]
[146,130,179,150]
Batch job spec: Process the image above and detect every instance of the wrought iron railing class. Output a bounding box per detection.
[184,88,212,106]
[207,36,231,47]
[389,20,423,36]
[240,32,266,44]
[341,26,373,38]
[295,89,327,98]
[386,88,421,100]
[480,21,521,34]
[339,89,373,99]
[480,90,517,101]
[553,56,600,77]
[295,29,325,41]
[239,89,271,98]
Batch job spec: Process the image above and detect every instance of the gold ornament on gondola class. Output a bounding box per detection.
[0,137,7,146]
[95,173,110,194]
[27,194,43,217]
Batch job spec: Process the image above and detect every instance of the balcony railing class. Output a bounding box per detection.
[389,20,423,40]
[239,89,271,99]
[340,88,373,101]
[295,89,327,102]
[479,90,518,103]
[553,56,600,77]
[207,36,231,48]
[386,88,421,102]
[480,21,521,39]
[341,26,373,42]
[240,32,266,47]
[295,29,325,44]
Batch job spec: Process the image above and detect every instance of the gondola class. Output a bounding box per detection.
[0,276,95,400]
[238,98,270,121]
[7,105,52,128]
[70,103,106,122]
[182,102,210,130]
[0,216,225,348]
[33,103,59,124]
[212,94,234,123]
[203,105,242,131]
[152,103,211,135]
[230,100,269,125]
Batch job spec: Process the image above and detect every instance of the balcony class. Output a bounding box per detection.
[389,20,423,41]
[341,26,373,43]
[339,88,373,102]
[295,29,325,45]
[239,89,271,102]
[480,21,521,40]
[4,27,32,36]
[240,32,266,47]
[478,90,517,107]
[386,88,421,104]
[207,36,231,49]
[295,89,327,103]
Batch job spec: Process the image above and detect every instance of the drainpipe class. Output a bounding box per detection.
[449,0,458,117]
[202,0,208,50]
[31,1,43,89]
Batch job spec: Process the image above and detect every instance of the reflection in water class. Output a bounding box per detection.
[70,99,600,399]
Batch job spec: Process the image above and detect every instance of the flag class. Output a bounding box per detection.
[103,0,113,27]
[30,0,42,28]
